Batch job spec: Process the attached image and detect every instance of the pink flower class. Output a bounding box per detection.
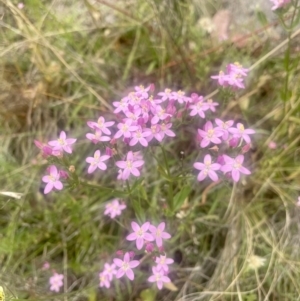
[48,131,77,154]
[148,266,171,290]
[49,273,64,292]
[189,97,209,118]
[99,272,110,288]
[228,123,255,144]
[194,154,221,182]
[129,128,151,147]
[103,263,117,281]
[159,123,176,140]
[115,151,144,180]
[104,199,126,218]
[149,222,171,248]
[205,99,219,112]
[42,165,63,194]
[211,70,229,86]
[227,63,249,77]
[135,85,150,99]
[172,90,190,104]
[215,119,234,140]
[151,105,170,124]
[17,2,24,9]
[158,88,173,101]
[197,121,223,148]
[297,197,300,207]
[85,150,110,174]
[114,121,138,139]
[87,117,115,135]
[144,124,163,142]
[126,221,154,250]
[221,155,251,182]
[270,0,290,10]
[155,255,174,272]
[86,129,111,144]
[113,99,128,113]
[34,140,54,157]
[113,252,140,281]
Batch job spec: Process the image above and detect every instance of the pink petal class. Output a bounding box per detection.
[66,138,76,144]
[131,168,140,177]
[131,221,140,232]
[126,269,134,280]
[156,237,163,247]
[136,237,144,250]
[60,131,66,140]
[86,157,94,163]
[158,222,165,231]
[232,169,240,182]
[132,160,144,168]
[97,162,107,170]
[148,275,156,282]
[44,182,54,194]
[116,269,125,278]
[194,162,205,170]
[141,222,150,231]
[129,260,139,268]
[116,161,127,168]
[143,233,154,241]
[239,166,251,175]
[54,181,63,190]
[88,164,97,174]
[161,232,171,239]
[126,233,137,241]
[113,258,123,267]
[197,170,207,181]
[208,170,219,182]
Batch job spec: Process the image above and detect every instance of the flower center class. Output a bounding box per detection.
[122,125,129,132]
[207,129,214,138]
[58,138,66,146]
[122,262,129,271]
[137,229,143,237]
[126,161,132,169]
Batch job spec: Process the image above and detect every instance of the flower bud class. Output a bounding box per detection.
[229,137,239,148]
[69,165,75,173]
[242,143,251,154]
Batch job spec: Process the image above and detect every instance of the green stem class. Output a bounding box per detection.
[160,145,174,210]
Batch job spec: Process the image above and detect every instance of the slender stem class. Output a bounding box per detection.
[160,145,174,210]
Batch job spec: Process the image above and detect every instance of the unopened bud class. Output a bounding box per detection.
[242,144,251,153]
[229,137,239,148]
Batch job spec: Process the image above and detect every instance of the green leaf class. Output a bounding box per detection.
[172,186,190,212]
[140,288,156,301]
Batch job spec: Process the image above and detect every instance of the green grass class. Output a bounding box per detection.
[1,0,300,300]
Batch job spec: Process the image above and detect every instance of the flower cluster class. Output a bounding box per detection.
[36,63,253,190]
[270,0,290,10]
[211,62,249,89]
[194,120,254,182]
[98,221,173,290]
[49,272,64,292]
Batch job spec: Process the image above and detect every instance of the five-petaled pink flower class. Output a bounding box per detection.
[215,119,235,141]
[104,199,126,218]
[103,263,117,281]
[115,151,144,180]
[198,121,223,148]
[155,255,174,272]
[194,154,221,182]
[149,222,171,247]
[148,266,171,290]
[99,272,110,288]
[86,150,110,174]
[228,123,255,144]
[42,165,63,194]
[87,116,115,135]
[113,252,140,280]
[86,129,110,144]
[297,197,300,207]
[48,131,76,154]
[49,273,64,292]
[221,154,251,182]
[126,221,154,250]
